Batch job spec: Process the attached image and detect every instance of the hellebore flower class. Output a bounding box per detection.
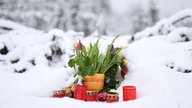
[110,45,114,53]
[77,41,82,50]
[121,65,128,78]
[98,93,107,101]
[123,59,128,65]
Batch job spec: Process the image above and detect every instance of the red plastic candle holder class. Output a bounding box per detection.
[123,86,136,101]
[53,90,65,98]
[74,84,87,100]
[85,91,98,102]
[106,92,119,103]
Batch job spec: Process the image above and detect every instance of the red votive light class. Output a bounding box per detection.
[85,91,98,102]
[106,92,119,103]
[123,86,136,101]
[53,90,65,98]
[74,84,87,100]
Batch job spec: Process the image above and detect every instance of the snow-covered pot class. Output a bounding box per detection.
[83,74,104,91]
[85,91,98,102]
[74,85,87,100]
[106,92,119,103]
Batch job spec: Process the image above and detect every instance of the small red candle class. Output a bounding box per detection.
[123,86,136,101]
[74,84,87,100]
[85,91,98,102]
[53,90,65,98]
[106,92,119,103]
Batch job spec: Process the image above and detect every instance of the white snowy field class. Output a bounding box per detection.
[0,10,192,108]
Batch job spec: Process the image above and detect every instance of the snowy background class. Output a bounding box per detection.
[1,0,192,35]
[0,1,192,108]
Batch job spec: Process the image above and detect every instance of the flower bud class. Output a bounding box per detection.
[110,45,114,53]
[77,41,82,50]
[121,45,128,49]
[73,42,78,48]
[123,59,128,65]
[118,52,123,57]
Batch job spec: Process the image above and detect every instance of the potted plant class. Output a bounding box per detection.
[68,36,128,91]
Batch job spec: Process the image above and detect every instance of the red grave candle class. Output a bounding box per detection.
[74,84,87,100]
[53,90,65,98]
[85,91,98,102]
[123,86,136,101]
[106,92,119,103]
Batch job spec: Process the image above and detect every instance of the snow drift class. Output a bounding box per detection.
[0,9,192,108]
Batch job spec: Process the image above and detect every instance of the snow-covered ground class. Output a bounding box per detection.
[0,10,192,108]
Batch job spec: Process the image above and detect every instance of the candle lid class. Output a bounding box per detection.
[86,91,98,95]
[123,86,136,90]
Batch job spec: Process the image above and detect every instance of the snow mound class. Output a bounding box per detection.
[1,9,192,108]
[133,9,192,42]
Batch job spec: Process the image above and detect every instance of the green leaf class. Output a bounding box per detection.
[82,45,87,57]
[77,59,86,68]
[94,47,99,67]
[104,37,118,65]
[105,64,119,79]
[89,37,100,58]
[113,47,122,55]
[68,59,75,67]
[87,57,91,65]
[110,55,121,64]
[82,65,95,76]
[98,54,105,64]
[88,42,93,56]
[115,80,122,89]
[116,55,122,62]
[103,78,120,92]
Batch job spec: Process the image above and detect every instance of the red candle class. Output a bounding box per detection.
[53,90,65,98]
[85,91,98,102]
[106,92,119,103]
[74,84,87,100]
[123,86,136,101]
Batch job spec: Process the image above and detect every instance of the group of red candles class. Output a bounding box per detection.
[53,85,136,103]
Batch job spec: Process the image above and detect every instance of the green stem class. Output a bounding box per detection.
[101,63,114,74]
[95,63,101,74]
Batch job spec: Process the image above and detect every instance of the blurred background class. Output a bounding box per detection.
[0,0,191,36]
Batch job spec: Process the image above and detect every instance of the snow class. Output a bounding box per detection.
[133,9,192,41]
[1,10,192,108]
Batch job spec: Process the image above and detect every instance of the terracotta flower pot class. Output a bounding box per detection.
[83,74,104,91]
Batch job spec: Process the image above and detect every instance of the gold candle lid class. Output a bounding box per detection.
[107,92,119,99]
[53,90,65,95]
[86,91,98,95]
